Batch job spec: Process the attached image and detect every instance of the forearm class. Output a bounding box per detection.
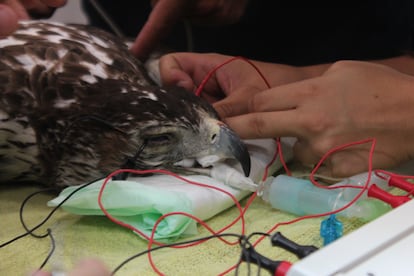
[248,60,331,87]
[258,55,414,87]
[295,55,414,81]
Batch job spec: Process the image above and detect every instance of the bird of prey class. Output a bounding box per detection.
[0,21,250,187]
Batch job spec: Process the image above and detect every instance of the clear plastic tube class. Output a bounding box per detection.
[261,174,391,222]
[329,171,390,200]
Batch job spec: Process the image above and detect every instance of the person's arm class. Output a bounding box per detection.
[159,52,414,116]
[224,61,414,177]
[129,0,249,60]
[159,52,330,117]
[160,53,414,176]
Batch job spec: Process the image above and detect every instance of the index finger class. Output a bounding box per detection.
[224,110,303,139]
[130,0,188,60]
[223,81,313,139]
[159,52,233,90]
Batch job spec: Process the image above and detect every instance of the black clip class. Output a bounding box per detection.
[271,231,318,259]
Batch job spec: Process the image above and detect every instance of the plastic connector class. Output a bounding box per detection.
[368,184,411,208]
[271,232,318,259]
[320,214,343,245]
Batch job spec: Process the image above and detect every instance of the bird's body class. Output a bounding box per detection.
[0,21,250,187]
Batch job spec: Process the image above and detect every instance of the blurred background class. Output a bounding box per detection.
[48,1,87,24]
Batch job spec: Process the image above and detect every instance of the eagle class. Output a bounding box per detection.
[0,21,250,187]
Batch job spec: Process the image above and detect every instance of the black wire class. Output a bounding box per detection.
[112,140,148,181]
[112,232,271,275]
[235,232,271,276]
[253,243,262,276]
[111,233,245,275]
[0,177,102,248]
[2,115,126,247]
[0,229,30,248]
[236,236,252,276]
[89,0,125,38]
[236,236,247,276]
[39,228,56,270]
[19,188,58,239]
[249,231,273,274]
[2,176,273,275]
[246,232,270,240]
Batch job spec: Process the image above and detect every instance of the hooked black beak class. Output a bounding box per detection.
[216,124,251,176]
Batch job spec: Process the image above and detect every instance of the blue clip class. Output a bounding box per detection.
[320,214,343,246]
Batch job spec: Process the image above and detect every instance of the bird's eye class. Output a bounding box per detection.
[146,134,172,145]
[211,134,217,144]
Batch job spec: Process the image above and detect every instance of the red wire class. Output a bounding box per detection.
[258,138,376,244]
[97,56,294,274]
[375,169,414,181]
[96,56,395,275]
[219,138,378,275]
[194,56,271,97]
[147,135,282,274]
[97,169,247,245]
[276,138,291,176]
[97,137,402,275]
[97,170,252,275]
[309,138,376,190]
[146,211,241,275]
[96,133,282,275]
[374,169,414,197]
[194,56,291,177]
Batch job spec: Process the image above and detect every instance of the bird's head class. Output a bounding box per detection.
[129,110,251,176]
[52,83,250,186]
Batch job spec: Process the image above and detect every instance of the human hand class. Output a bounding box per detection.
[223,61,414,177]
[159,52,328,118]
[0,0,66,37]
[130,0,249,60]
[31,258,110,276]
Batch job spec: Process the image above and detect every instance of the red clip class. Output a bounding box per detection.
[368,184,411,208]
[275,261,292,276]
[388,176,414,193]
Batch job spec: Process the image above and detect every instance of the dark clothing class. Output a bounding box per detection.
[82,0,414,65]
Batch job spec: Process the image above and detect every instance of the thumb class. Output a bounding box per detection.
[213,98,249,119]
[159,53,196,91]
[213,85,263,118]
